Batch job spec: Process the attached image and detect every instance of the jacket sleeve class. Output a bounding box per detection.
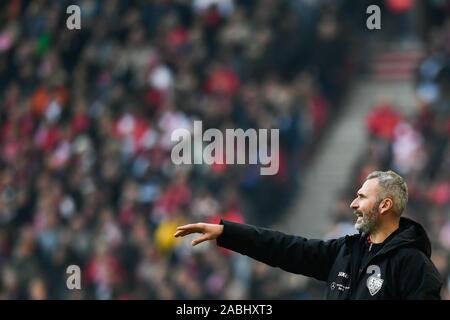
[398,249,443,300]
[216,219,344,281]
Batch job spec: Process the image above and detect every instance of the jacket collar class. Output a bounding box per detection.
[344,217,432,258]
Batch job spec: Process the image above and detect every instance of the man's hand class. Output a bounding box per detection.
[174,223,224,246]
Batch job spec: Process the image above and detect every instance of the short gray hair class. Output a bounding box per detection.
[366,170,408,216]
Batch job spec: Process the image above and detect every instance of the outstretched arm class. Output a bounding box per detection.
[175,220,343,281]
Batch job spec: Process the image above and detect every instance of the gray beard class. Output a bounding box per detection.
[354,208,380,235]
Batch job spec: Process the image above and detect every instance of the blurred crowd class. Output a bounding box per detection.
[0,0,360,299]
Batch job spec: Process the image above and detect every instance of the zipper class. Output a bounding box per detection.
[349,237,388,297]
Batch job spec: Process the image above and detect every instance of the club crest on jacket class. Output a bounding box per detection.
[366,265,384,296]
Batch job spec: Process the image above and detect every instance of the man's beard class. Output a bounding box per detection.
[354,205,380,235]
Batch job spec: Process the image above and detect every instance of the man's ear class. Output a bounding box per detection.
[379,198,393,215]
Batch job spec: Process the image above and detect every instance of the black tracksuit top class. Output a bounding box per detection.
[216,217,442,299]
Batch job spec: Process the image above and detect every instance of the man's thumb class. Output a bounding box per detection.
[192,234,209,246]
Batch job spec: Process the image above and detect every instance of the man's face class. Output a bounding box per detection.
[350,178,382,234]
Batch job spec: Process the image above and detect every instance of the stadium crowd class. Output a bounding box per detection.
[2,0,447,300]
[0,0,358,299]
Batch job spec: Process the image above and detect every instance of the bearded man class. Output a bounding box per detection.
[175,170,442,299]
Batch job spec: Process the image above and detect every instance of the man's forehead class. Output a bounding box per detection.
[358,178,380,194]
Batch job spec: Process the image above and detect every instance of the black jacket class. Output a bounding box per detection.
[216,217,442,299]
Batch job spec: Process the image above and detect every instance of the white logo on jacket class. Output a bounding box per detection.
[366,265,384,296]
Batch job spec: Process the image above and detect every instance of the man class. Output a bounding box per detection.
[174,170,443,299]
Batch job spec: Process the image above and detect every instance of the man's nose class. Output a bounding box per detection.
[350,199,358,209]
